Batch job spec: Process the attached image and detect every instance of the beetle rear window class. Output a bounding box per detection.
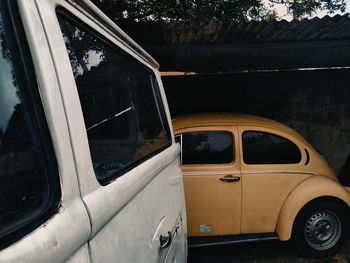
[242,131,301,164]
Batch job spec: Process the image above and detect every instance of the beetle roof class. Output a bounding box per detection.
[172,113,309,144]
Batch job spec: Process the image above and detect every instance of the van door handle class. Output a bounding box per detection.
[159,231,172,249]
[219,175,240,183]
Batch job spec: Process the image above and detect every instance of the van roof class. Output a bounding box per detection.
[70,0,159,68]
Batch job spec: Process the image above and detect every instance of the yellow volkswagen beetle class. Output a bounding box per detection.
[173,113,350,257]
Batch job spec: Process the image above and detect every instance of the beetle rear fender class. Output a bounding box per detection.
[276,175,350,241]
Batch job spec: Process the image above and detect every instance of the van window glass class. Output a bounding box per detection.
[0,2,59,247]
[242,131,301,164]
[182,132,234,165]
[57,12,171,184]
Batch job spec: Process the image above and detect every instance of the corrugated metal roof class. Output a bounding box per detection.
[117,14,350,72]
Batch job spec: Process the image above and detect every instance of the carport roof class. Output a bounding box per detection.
[117,14,350,72]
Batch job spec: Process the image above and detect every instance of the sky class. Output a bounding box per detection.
[0,54,19,133]
[0,13,20,133]
[262,0,350,21]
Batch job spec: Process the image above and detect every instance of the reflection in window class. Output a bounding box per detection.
[0,7,56,239]
[182,132,234,165]
[242,131,301,164]
[57,12,171,184]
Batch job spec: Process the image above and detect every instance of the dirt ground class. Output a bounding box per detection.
[188,240,350,263]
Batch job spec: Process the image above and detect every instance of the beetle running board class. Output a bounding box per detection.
[188,233,278,248]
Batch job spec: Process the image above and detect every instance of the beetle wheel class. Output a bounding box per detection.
[304,210,341,251]
[292,199,349,258]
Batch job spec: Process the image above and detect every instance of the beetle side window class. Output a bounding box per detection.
[242,131,301,164]
[57,12,171,184]
[181,132,234,165]
[0,2,60,248]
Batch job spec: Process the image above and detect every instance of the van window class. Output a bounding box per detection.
[57,11,171,184]
[181,132,234,165]
[0,2,60,248]
[242,131,301,164]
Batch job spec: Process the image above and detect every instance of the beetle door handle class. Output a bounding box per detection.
[219,175,240,183]
[159,231,172,249]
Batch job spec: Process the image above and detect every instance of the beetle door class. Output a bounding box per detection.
[179,126,241,236]
[238,126,311,234]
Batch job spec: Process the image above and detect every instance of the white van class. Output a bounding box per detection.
[0,0,187,262]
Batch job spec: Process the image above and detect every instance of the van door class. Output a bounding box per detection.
[0,1,91,262]
[37,1,186,262]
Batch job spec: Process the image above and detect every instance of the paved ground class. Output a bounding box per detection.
[188,240,350,263]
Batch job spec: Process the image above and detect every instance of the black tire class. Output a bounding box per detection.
[292,199,349,258]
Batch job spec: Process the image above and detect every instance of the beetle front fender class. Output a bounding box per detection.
[276,175,350,241]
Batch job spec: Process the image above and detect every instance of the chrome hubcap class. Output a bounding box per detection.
[304,210,341,250]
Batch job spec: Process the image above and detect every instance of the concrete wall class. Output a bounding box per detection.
[162,69,350,178]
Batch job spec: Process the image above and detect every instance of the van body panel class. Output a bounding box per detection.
[83,146,181,236]
[0,0,186,262]
[33,0,101,195]
[0,0,91,262]
[0,201,91,263]
[36,1,186,261]
[18,0,82,204]
[88,156,185,263]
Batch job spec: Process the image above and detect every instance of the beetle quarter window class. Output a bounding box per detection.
[181,132,234,165]
[57,11,171,184]
[242,131,301,164]
[0,1,60,248]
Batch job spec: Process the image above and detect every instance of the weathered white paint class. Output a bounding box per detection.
[0,0,187,262]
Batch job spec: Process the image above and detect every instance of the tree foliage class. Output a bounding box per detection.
[270,0,346,19]
[92,0,267,22]
[91,0,347,23]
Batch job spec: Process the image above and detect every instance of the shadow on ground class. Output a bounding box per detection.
[188,240,350,263]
